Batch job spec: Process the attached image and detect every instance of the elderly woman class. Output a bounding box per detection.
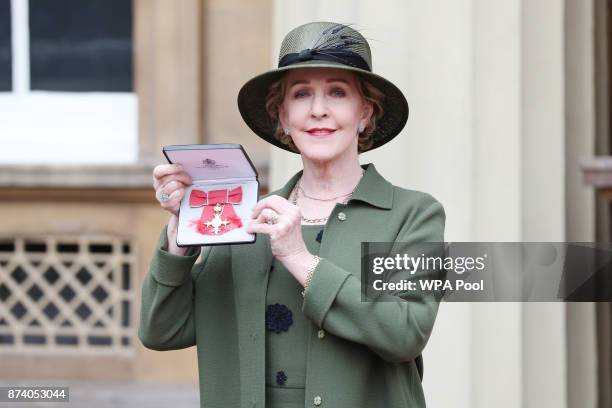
[139,22,445,408]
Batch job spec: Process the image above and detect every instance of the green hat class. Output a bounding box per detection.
[237,21,409,154]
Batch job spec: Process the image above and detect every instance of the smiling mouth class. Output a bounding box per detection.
[307,129,337,136]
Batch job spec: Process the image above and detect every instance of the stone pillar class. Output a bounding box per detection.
[135,0,204,162]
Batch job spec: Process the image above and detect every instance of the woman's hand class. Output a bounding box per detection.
[246,195,309,263]
[152,163,193,256]
[152,163,193,217]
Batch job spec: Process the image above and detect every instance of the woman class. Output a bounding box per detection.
[140,22,445,408]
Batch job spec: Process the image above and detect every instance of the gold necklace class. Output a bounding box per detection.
[298,185,352,201]
[291,169,364,224]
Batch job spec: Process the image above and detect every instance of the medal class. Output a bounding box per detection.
[188,186,243,235]
[203,203,231,235]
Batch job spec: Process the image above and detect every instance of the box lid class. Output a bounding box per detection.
[163,144,258,180]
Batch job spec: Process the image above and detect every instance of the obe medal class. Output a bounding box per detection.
[203,203,230,235]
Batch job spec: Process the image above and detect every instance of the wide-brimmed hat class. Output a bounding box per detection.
[237,21,409,154]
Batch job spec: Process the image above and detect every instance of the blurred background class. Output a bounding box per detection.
[0,0,611,407]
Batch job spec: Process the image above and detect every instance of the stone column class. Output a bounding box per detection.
[135,0,204,163]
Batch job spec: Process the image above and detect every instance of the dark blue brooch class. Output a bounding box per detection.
[316,230,323,243]
[265,303,293,333]
[276,371,287,386]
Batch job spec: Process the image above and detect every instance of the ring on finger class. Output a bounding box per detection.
[159,191,171,202]
[266,214,279,225]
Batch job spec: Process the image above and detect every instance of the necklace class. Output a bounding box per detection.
[291,169,365,224]
[298,185,352,202]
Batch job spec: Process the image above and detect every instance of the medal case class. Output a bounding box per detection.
[163,144,259,247]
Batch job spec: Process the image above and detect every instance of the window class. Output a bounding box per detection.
[29,0,133,92]
[0,0,137,165]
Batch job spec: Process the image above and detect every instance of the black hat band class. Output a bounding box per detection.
[279,48,371,72]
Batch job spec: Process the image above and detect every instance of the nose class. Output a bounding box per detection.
[309,91,328,118]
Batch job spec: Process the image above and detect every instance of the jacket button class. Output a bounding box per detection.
[313,395,322,406]
[317,329,326,339]
[337,212,347,221]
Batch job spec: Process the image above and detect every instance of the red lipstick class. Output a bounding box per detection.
[307,128,336,136]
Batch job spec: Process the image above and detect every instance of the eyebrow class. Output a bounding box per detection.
[288,78,350,87]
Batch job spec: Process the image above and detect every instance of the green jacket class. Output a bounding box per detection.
[139,163,446,408]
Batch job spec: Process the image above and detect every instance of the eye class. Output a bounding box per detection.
[330,87,346,97]
[293,89,310,99]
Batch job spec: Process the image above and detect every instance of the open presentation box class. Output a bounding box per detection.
[163,144,259,247]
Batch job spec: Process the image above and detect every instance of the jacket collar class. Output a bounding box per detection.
[272,162,393,210]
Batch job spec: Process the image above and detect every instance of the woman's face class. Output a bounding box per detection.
[279,67,373,162]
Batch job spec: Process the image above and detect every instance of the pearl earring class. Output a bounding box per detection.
[283,128,290,136]
[358,124,365,133]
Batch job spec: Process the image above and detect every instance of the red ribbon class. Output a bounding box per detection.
[188,186,243,235]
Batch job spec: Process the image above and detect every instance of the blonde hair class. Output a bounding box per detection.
[264,72,385,153]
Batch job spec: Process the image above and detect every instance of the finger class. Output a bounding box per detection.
[154,171,193,191]
[251,195,294,219]
[245,219,274,235]
[158,187,185,207]
[154,171,192,191]
[256,208,280,224]
[171,188,186,207]
[152,163,186,184]
[158,179,186,196]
